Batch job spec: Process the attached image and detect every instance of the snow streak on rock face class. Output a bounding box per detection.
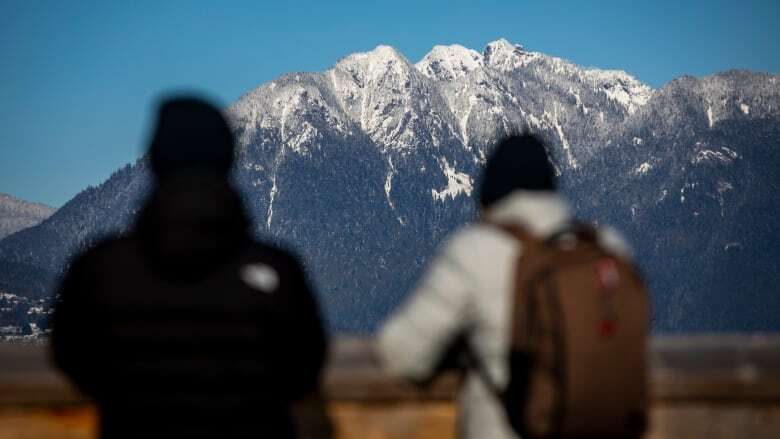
[431,157,473,202]
[2,39,779,335]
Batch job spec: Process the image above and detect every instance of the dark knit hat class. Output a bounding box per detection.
[148,97,234,177]
[479,134,556,207]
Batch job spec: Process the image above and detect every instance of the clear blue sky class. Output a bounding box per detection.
[1,0,778,207]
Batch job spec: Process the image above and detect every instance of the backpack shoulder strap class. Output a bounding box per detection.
[488,221,534,241]
[484,221,546,254]
[545,220,598,246]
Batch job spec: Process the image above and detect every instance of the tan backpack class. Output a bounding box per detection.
[472,221,650,439]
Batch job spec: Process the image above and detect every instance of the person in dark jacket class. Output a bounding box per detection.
[50,97,328,439]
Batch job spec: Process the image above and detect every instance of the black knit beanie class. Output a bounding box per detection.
[148,97,234,177]
[479,134,556,207]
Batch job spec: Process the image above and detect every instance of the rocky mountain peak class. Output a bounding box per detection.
[333,45,413,88]
[415,44,484,82]
[327,45,459,152]
[483,38,535,71]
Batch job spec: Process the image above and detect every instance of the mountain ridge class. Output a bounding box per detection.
[0,193,56,241]
[1,39,778,335]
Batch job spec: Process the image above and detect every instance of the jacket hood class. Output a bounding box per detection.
[136,171,250,280]
[484,190,572,237]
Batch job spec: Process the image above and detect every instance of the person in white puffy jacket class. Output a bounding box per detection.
[378,135,631,439]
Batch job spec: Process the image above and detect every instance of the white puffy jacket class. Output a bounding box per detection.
[378,190,630,439]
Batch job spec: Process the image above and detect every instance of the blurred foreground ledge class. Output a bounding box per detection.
[1,335,780,438]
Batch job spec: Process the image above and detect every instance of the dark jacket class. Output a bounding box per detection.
[51,172,327,439]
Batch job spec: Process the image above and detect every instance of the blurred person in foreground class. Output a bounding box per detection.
[378,135,636,439]
[51,97,328,439]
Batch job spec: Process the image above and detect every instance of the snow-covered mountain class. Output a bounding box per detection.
[0,194,55,240]
[1,39,778,334]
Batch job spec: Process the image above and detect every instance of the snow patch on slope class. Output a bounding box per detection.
[431,157,473,202]
[692,149,737,164]
[584,69,652,115]
[634,162,653,175]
